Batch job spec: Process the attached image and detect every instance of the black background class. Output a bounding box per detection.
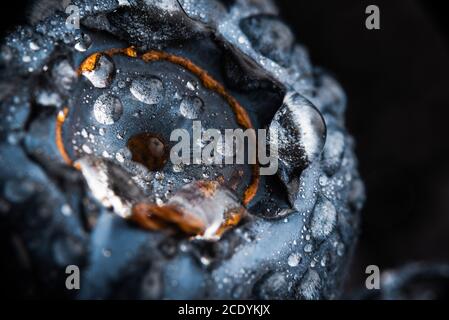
[1,0,449,295]
[276,0,449,292]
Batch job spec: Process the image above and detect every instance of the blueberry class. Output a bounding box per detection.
[0,0,364,299]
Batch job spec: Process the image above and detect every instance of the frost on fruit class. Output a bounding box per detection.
[240,14,294,67]
[298,269,322,300]
[310,196,337,240]
[255,272,290,300]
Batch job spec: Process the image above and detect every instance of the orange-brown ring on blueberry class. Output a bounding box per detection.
[56,107,81,170]
[131,181,246,237]
[58,47,260,206]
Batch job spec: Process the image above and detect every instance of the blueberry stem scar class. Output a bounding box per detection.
[57,47,259,217]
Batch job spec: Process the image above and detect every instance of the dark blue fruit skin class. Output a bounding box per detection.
[0,0,364,299]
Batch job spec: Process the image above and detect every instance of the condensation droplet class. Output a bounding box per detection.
[102,248,111,257]
[336,242,345,256]
[130,76,164,105]
[118,0,130,6]
[93,94,123,125]
[172,163,184,173]
[319,175,328,186]
[61,204,72,216]
[81,128,88,138]
[269,92,326,181]
[186,81,196,91]
[200,256,212,266]
[82,55,115,88]
[320,254,329,267]
[179,95,204,119]
[29,41,40,51]
[287,253,301,267]
[74,34,92,52]
[117,80,126,89]
[304,243,313,253]
[82,144,92,154]
[115,152,125,163]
